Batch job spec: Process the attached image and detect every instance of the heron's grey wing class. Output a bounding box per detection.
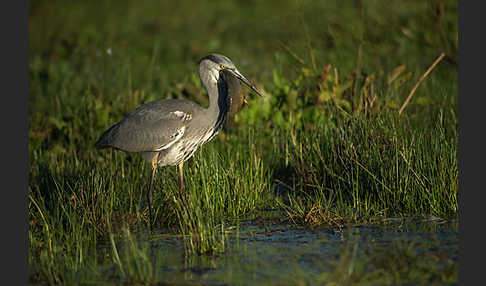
[95,99,197,152]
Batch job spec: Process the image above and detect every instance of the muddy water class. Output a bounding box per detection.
[142,217,458,285]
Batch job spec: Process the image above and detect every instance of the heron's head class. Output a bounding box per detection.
[199,53,263,97]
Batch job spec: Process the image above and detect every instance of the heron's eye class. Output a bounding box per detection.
[220,64,226,70]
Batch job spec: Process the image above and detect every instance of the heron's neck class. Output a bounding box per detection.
[200,71,230,130]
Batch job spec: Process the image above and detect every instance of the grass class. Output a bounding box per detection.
[29,0,458,284]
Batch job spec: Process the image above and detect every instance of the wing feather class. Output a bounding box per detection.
[95,99,201,152]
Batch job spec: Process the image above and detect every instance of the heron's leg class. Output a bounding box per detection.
[147,152,159,230]
[178,162,188,205]
[178,162,185,191]
[177,162,192,218]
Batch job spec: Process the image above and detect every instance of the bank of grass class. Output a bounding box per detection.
[29,100,458,283]
[29,0,457,284]
[272,106,457,227]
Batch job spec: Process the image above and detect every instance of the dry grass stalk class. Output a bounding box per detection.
[398,53,446,115]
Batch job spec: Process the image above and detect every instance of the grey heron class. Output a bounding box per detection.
[95,53,263,228]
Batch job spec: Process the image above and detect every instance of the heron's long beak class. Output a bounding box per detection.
[228,68,263,97]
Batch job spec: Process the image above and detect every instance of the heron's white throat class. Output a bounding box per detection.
[208,68,220,83]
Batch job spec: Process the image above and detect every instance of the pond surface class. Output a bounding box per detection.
[135,217,458,285]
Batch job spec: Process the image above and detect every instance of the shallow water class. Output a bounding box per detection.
[124,217,459,285]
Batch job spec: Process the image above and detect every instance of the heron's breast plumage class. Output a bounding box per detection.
[155,91,230,166]
[156,124,220,167]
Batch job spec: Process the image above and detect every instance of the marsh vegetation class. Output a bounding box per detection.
[29,0,458,284]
